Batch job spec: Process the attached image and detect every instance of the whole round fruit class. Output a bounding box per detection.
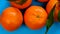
[24,6,48,30]
[1,7,23,31]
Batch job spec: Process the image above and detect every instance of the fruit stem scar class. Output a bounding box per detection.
[36,15,40,18]
[32,14,40,18]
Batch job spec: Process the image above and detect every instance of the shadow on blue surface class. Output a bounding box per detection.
[0,0,60,34]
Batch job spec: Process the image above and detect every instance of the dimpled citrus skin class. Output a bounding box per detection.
[1,7,23,31]
[24,6,48,30]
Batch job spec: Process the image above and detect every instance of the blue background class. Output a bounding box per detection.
[0,0,60,34]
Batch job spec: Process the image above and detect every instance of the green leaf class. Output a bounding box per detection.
[45,19,54,34]
[58,10,60,22]
[48,9,54,20]
[45,8,55,34]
